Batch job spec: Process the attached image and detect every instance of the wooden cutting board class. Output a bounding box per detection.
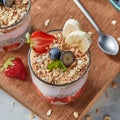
[0,0,120,120]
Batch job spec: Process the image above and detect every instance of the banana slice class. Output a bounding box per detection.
[65,31,92,53]
[62,19,81,38]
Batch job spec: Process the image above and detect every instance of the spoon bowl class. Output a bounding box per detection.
[98,33,119,55]
[73,0,119,55]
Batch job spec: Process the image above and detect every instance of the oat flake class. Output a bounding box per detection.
[85,115,93,120]
[95,109,100,114]
[111,20,117,25]
[117,37,120,42]
[73,111,79,118]
[112,81,118,88]
[37,6,41,10]
[22,0,28,5]
[11,102,15,105]
[104,115,111,120]
[45,19,50,27]
[47,109,52,117]
[87,31,93,37]
[29,113,36,119]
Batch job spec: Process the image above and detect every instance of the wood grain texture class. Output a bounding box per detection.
[0,0,120,120]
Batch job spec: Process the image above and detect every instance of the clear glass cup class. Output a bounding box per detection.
[0,0,31,52]
[28,30,91,105]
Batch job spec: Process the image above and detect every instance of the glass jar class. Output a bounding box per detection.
[28,30,91,105]
[0,0,31,52]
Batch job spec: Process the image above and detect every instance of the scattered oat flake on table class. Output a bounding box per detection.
[45,19,50,27]
[47,109,52,117]
[111,20,117,25]
[85,115,93,120]
[11,102,15,105]
[29,112,36,119]
[37,6,41,10]
[117,37,120,42]
[73,111,79,118]
[105,92,110,98]
[111,81,118,88]
[70,15,73,18]
[104,115,111,120]
[87,31,93,37]
[95,108,100,114]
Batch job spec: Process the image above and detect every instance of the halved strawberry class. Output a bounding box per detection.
[26,31,56,54]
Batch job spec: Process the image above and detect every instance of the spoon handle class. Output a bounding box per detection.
[73,0,101,33]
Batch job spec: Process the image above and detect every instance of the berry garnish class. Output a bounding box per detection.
[49,47,61,60]
[47,60,67,71]
[2,43,20,52]
[60,51,75,67]
[5,0,15,7]
[26,31,56,54]
[1,57,27,80]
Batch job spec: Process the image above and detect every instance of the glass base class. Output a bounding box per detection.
[0,27,31,52]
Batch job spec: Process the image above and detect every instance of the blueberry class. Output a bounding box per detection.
[49,47,61,60]
[60,51,75,67]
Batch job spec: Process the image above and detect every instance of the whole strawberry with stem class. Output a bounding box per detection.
[26,31,56,54]
[1,57,27,80]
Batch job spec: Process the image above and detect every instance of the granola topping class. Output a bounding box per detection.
[30,32,89,85]
[0,0,29,28]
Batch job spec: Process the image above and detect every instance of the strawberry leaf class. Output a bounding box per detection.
[47,60,67,71]
[25,33,33,47]
[1,57,15,71]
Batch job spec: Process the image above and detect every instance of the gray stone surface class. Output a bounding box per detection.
[0,89,40,120]
[83,73,120,120]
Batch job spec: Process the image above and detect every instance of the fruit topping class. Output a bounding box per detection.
[5,0,15,7]
[65,31,92,53]
[1,57,27,80]
[62,19,81,38]
[49,47,61,60]
[26,31,56,54]
[60,51,75,67]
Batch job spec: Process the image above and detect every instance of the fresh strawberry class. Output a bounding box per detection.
[1,57,27,80]
[3,43,20,52]
[26,31,56,54]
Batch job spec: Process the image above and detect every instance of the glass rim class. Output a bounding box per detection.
[28,30,91,87]
[0,0,31,29]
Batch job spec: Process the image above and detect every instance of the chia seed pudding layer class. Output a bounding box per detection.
[30,31,90,85]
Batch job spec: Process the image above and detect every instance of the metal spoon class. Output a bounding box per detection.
[73,0,119,55]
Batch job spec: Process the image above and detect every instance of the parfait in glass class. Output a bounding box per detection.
[0,0,31,52]
[28,19,92,105]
